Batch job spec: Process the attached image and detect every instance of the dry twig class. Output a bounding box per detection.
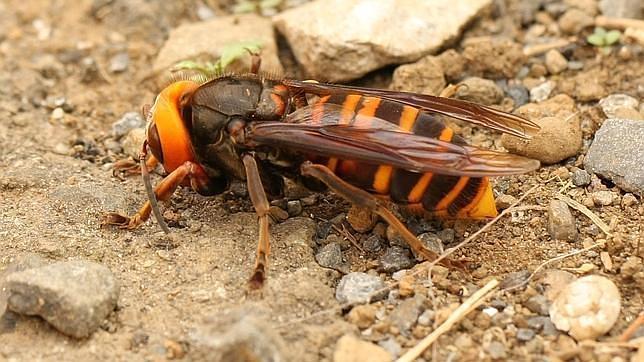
[396,279,500,362]
[595,16,644,30]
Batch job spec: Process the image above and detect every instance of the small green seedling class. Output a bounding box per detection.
[233,0,283,15]
[587,27,621,48]
[172,40,263,78]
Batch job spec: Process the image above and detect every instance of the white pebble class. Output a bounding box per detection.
[549,275,621,340]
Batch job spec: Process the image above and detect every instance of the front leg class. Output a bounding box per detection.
[300,162,464,269]
[242,154,272,289]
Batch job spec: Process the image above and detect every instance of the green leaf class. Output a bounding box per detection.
[587,33,605,47]
[260,0,282,9]
[215,40,263,71]
[594,27,607,36]
[233,1,257,14]
[604,30,621,45]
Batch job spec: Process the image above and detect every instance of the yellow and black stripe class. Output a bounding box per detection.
[308,94,498,219]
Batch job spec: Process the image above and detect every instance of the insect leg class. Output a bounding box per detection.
[242,154,272,289]
[300,162,462,268]
[103,161,198,230]
[113,154,159,179]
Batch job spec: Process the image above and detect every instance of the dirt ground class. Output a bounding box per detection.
[0,0,642,361]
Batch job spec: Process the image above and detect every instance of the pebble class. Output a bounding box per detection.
[621,193,638,208]
[505,83,530,107]
[391,55,446,96]
[378,338,401,359]
[334,334,391,362]
[5,260,119,338]
[363,235,384,252]
[517,328,536,341]
[545,49,568,75]
[113,112,145,139]
[571,169,591,187]
[346,206,377,233]
[599,0,643,19]
[436,49,465,82]
[547,199,578,241]
[154,14,283,78]
[485,341,507,359]
[189,312,286,361]
[525,295,550,316]
[109,52,129,73]
[529,81,554,103]
[286,200,302,216]
[454,77,504,105]
[0,254,47,316]
[315,242,348,272]
[50,107,65,120]
[584,119,644,194]
[388,295,424,335]
[599,94,640,119]
[418,233,444,255]
[379,247,414,273]
[549,275,621,340]
[417,310,435,326]
[619,256,642,278]
[274,0,492,82]
[558,8,594,34]
[495,194,518,210]
[346,305,376,329]
[592,191,616,206]
[461,38,525,78]
[335,272,386,304]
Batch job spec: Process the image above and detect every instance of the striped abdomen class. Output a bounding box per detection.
[307,93,498,219]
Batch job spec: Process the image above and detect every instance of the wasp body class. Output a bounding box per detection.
[107,67,540,287]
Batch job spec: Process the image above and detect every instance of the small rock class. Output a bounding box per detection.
[599,0,643,19]
[5,260,119,338]
[346,206,377,233]
[619,256,642,278]
[495,194,518,210]
[334,334,391,362]
[592,191,616,206]
[189,312,287,361]
[436,49,465,82]
[599,94,640,119]
[526,316,549,330]
[391,56,445,96]
[502,114,582,165]
[109,52,129,73]
[0,254,48,316]
[454,77,504,105]
[113,112,145,139]
[154,14,282,79]
[517,328,536,341]
[377,338,401,359]
[196,3,216,20]
[286,200,302,216]
[584,119,644,194]
[547,199,578,241]
[558,8,594,34]
[335,272,386,304]
[525,295,550,316]
[549,275,621,340]
[571,169,591,187]
[274,0,492,82]
[417,310,434,326]
[621,193,638,207]
[316,243,348,272]
[545,50,568,75]
[485,340,507,359]
[346,305,376,329]
[505,83,530,107]
[418,233,444,255]
[363,235,384,253]
[388,295,424,335]
[48,104,64,119]
[398,275,415,298]
[529,81,555,102]
[268,206,289,221]
[437,228,455,245]
[379,247,414,273]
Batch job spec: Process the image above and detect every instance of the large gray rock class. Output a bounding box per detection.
[274,0,492,82]
[584,119,644,195]
[153,14,283,81]
[5,260,119,338]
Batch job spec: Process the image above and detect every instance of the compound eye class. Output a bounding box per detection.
[147,122,164,163]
